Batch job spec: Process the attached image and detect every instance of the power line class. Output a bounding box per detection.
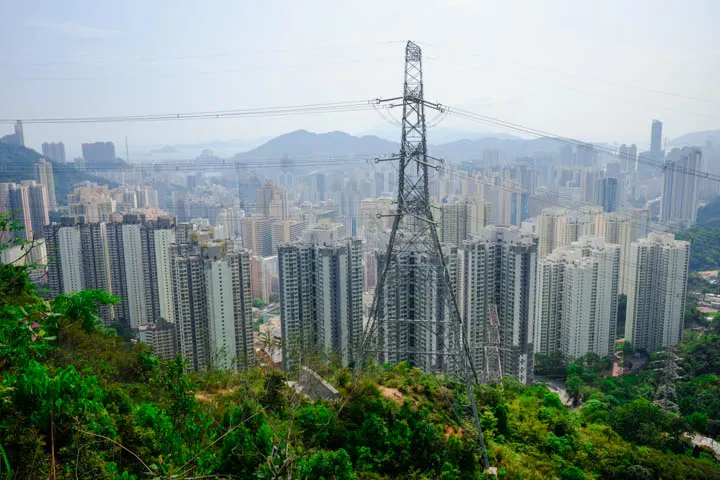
[442,106,720,184]
[0,100,382,125]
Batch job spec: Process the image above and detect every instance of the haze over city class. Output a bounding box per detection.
[2,0,719,156]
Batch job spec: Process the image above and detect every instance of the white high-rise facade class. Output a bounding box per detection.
[34,158,57,211]
[603,210,649,295]
[154,227,176,323]
[279,238,363,370]
[626,233,689,353]
[45,218,114,325]
[205,255,238,371]
[57,226,84,293]
[660,147,701,227]
[535,237,620,359]
[46,215,179,329]
[172,243,254,372]
[121,222,148,329]
[536,207,605,258]
[439,196,490,247]
[316,240,363,367]
[458,226,537,384]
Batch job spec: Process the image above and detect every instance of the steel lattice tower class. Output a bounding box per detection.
[485,304,504,383]
[360,40,490,470]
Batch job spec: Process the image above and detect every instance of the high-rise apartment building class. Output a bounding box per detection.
[626,233,689,353]
[119,216,148,328]
[660,147,701,227]
[536,207,605,258]
[42,142,66,164]
[66,183,115,222]
[279,238,363,370]
[618,144,638,174]
[250,254,275,302]
[302,220,345,244]
[78,219,114,324]
[595,177,620,213]
[575,143,598,167]
[45,218,84,295]
[44,218,117,324]
[378,242,460,374]
[271,219,306,255]
[242,216,274,256]
[603,210,649,295]
[253,182,272,215]
[34,158,57,211]
[105,215,178,328]
[139,319,178,361]
[141,216,176,324]
[7,183,34,240]
[0,183,10,213]
[650,120,663,161]
[256,180,288,219]
[217,206,245,238]
[82,142,116,166]
[638,120,665,179]
[439,196,490,246]
[535,237,620,359]
[172,243,255,372]
[458,226,537,384]
[24,181,49,240]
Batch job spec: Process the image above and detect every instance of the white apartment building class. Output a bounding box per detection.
[626,233,690,352]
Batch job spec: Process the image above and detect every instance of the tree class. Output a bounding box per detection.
[535,350,568,379]
[297,449,355,480]
[252,297,267,309]
[560,467,586,480]
[610,398,665,447]
[566,375,584,406]
[269,293,280,303]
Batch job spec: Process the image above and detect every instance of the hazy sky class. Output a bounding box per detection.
[1,0,718,157]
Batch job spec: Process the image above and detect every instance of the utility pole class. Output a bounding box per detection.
[359,40,490,471]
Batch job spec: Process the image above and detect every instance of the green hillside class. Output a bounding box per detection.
[676,227,720,271]
[0,142,116,204]
[697,196,720,228]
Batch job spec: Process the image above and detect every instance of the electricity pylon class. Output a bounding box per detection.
[484,304,503,384]
[652,348,682,413]
[359,40,490,471]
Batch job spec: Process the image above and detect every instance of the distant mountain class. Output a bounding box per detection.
[0,143,114,204]
[235,130,398,161]
[149,145,180,154]
[365,125,521,143]
[231,129,570,169]
[669,130,720,147]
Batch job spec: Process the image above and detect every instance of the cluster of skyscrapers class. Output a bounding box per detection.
[44,214,255,372]
[0,117,703,384]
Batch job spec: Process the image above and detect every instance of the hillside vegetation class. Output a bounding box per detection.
[676,227,720,271]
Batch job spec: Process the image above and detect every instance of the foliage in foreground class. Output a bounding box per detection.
[2,216,720,478]
[2,273,720,478]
